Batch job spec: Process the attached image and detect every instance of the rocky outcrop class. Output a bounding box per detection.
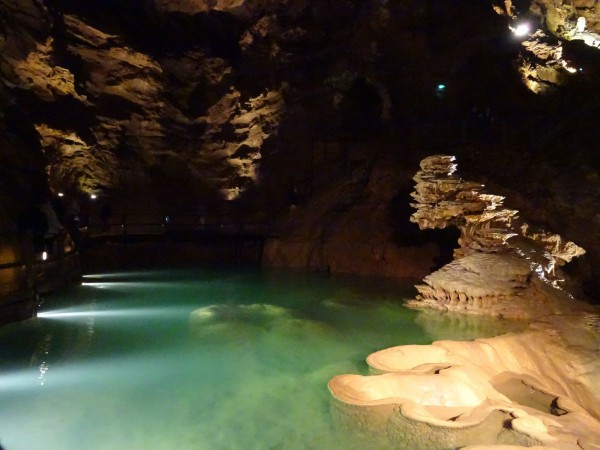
[35,124,116,193]
[329,314,600,449]
[11,37,85,102]
[491,0,600,93]
[1,0,600,287]
[517,30,574,94]
[327,155,600,449]
[407,155,590,319]
[0,1,292,213]
[263,152,439,278]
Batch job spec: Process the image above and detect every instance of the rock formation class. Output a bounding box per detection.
[329,313,600,449]
[491,0,600,93]
[262,152,440,279]
[1,0,600,287]
[328,156,600,448]
[407,155,592,319]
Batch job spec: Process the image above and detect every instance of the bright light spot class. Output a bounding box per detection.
[80,280,164,289]
[437,84,446,91]
[42,251,47,261]
[81,281,108,288]
[58,192,64,197]
[510,22,531,37]
[38,362,49,386]
[577,17,586,33]
[82,271,157,280]
[561,60,578,73]
[90,194,97,200]
[222,187,241,201]
[37,307,189,320]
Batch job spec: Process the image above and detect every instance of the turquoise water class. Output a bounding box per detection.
[0,267,522,450]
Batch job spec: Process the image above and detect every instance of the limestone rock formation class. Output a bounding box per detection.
[1,0,600,289]
[35,124,116,193]
[517,30,573,94]
[0,0,292,213]
[329,314,600,449]
[11,38,85,102]
[408,155,590,319]
[263,153,439,278]
[327,154,600,449]
[491,0,600,93]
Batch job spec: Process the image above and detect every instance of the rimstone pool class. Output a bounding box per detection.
[0,267,524,450]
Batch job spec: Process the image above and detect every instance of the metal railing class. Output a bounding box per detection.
[83,213,276,240]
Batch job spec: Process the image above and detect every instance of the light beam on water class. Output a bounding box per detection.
[37,307,191,320]
[0,268,524,450]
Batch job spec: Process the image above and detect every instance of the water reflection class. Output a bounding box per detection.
[0,268,524,450]
[414,309,528,342]
[38,306,190,320]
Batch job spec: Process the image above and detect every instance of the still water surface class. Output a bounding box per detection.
[0,267,522,449]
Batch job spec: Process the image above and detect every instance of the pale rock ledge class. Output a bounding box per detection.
[328,314,600,449]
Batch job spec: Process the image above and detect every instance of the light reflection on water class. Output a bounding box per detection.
[0,268,524,450]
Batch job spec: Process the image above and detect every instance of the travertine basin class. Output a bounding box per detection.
[329,316,600,449]
[329,372,485,408]
[366,344,456,373]
[328,371,552,449]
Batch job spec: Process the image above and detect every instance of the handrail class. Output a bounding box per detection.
[84,212,276,239]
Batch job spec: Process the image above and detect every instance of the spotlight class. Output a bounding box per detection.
[435,83,447,98]
[510,22,531,37]
[58,192,64,197]
[42,251,48,261]
[90,194,97,200]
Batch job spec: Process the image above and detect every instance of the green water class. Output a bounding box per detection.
[0,267,523,450]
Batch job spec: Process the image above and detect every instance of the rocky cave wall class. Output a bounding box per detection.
[1,0,600,294]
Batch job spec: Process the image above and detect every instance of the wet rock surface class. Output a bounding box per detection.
[329,314,600,449]
[1,0,600,286]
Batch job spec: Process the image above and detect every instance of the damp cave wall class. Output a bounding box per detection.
[1,0,600,298]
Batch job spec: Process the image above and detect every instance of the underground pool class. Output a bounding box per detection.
[0,267,524,450]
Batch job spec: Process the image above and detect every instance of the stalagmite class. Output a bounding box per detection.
[406,155,589,319]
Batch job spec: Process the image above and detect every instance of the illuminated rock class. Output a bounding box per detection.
[11,38,85,102]
[329,315,600,449]
[517,30,571,94]
[35,124,117,194]
[408,155,590,319]
[196,87,286,198]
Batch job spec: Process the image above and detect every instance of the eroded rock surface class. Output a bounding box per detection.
[407,155,590,319]
[263,153,439,278]
[329,314,600,449]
